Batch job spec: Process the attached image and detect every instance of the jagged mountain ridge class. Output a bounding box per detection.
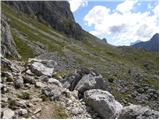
[132,33,159,52]
[1,1,159,116]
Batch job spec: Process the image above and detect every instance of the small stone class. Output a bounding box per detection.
[2,108,15,119]
[18,108,28,116]
[16,100,27,108]
[62,89,72,98]
[42,86,61,101]
[14,76,24,89]
[70,107,83,115]
[35,82,45,88]
[34,107,41,114]
[1,83,8,94]
[1,97,8,102]
[31,97,42,102]
[26,69,34,76]
[72,90,79,99]
[24,83,31,88]
[39,75,49,82]
[48,78,62,87]
[2,72,13,82]
[23,75,35,84]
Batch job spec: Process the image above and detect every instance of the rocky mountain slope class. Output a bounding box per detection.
[1,56,159,119]
[132,33,159,52]
[1,1,159,119]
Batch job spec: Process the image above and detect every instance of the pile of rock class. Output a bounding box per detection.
[1,57,159,119]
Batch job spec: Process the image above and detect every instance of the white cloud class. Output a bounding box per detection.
[84,0,159,46]
[116,0,137,13]
[68,0,88,12]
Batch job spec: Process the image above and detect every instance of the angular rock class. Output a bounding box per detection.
[62,74,80,90]
[16,100,27,108]
[42,86,62,101]
[30,62,54,76]
[14,76,24,89]
[74,73,107,94]
[48,78,62,87]
[28,58,56,77]
[23,75,35,84]
[2,108,15,119]
[25,69,34,76]
[18,108,28,116]
[35,82,45,88]
[34,107,41,114]
[39,75,49,82]
[1,83,8,94]
[31,97,42,102]
[1,71,13,82]
[1,57,20,73]
[118,104,159,119]
[84,89,123,119]
[70,107,83,115]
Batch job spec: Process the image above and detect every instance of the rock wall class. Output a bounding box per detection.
[3,1,85,40]
[1,14,19,58]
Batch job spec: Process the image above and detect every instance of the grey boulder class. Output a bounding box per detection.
[14,76,24,89]
[74,73,107,94]
[118,104,159,119]
[28,58,56,77]
[84,89,123,119]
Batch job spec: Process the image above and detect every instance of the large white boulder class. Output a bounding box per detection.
[84,89,123,119]
[28,58,56,77]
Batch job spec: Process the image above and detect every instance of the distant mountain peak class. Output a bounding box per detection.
[131,33,159,52]
[130,40,142,46]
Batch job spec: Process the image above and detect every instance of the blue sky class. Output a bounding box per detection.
[68,0,159,46]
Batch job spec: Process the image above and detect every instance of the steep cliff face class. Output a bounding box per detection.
[4,1,84,40]
[1,14,20,58]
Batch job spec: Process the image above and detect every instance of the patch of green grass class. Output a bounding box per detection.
[53,69,75,79]
[53,103,68,119]
[12,31,35,61]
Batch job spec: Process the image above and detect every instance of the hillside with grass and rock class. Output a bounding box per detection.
[1,1,159,119]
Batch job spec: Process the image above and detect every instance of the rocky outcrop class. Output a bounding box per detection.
[118,104,159,119]
[3,1,85,40]
[84,89,123,119]
[1,14,19,58]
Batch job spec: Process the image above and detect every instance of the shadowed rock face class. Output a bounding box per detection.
[1,14,19,58]
[3,1,84,40]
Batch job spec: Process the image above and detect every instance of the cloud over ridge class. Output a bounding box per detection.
[84,0,159,45]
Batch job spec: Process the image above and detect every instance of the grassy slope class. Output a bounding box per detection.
[2,3,158,107]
